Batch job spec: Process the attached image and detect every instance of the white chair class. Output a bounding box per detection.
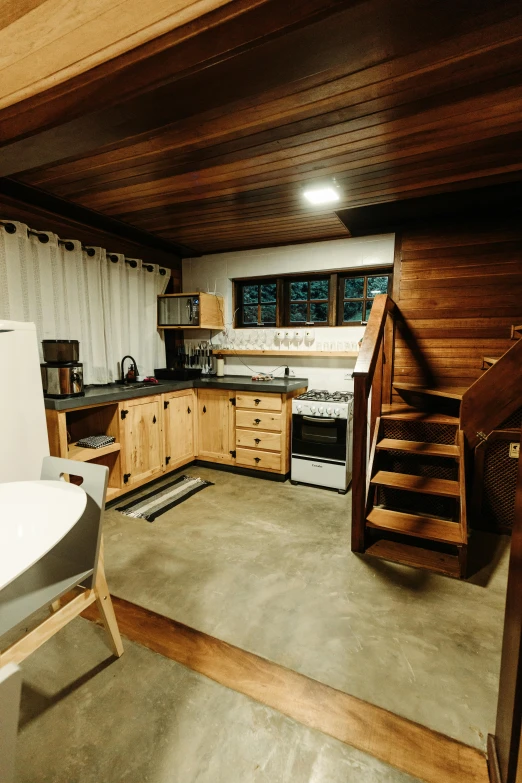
[0,457,123,665]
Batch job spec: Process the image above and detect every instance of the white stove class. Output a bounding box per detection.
[292,389,353,419]
[291,390,353,493]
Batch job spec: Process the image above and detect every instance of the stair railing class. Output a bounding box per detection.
[460,336,522,449]
[351,293,396,552]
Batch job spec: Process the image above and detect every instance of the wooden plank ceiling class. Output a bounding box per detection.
[1,0,522,256]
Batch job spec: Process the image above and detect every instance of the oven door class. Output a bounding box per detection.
[292,414,347,462]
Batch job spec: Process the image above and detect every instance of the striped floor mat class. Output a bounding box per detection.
[116,475,213,522]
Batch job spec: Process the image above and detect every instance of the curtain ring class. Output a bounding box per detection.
[159,268,167,276]
[64,241,75,251]
[109,254,119,263]
[38,233,49,244]
[2,222,16,234]
[85,247,96,257]
[127,259,137,269]
[145,264,154,272]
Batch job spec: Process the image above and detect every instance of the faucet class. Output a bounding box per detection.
[121,355,138,384]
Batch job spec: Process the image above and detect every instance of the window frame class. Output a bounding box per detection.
[337,269,392,326]
[234,278,279,328]
[232,267,392,328]
[283,274,334,327]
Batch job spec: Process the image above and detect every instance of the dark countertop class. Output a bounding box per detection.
[44,375,308,410]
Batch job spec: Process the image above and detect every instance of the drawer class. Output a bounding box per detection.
[236,392,282,412]
[236,429,282,451]
[235,409,283,431]
[236,447,281,472]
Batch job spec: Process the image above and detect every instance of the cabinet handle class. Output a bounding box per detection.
[187,406,191,414]
[254,418,261,425]
[203,405,206,413]
[254,398,261,405]
[254,438,261,444]
[153,415,157,424]
[164,400,169,409]
[254,457,261,463]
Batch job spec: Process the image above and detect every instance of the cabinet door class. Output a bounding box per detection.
[164,390,195,469]
[121,397,163,486]
[197,389,235,464]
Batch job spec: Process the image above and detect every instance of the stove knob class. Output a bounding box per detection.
[297,404,303,412]
[310,405,316,414]
[318,406,324,414]
[326,407,332,415]
[334,408,340,416]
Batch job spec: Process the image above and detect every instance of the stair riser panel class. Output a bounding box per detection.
[381,419,457,445]
[375,486,458,521]
[378,452,459,482]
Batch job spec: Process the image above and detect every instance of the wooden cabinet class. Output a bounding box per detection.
[163,389,195,470]
[197,388,236,464]
[120,396,163,487]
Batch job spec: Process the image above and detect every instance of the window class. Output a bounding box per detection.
[233,269,391,327]
[338,272,390,324]
[236,279,277,327]
[287,276,330,325]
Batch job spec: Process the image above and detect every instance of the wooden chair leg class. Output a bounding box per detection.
[93,550,124,658]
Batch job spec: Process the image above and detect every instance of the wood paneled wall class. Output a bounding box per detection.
[392,220,522,394]
[0,192,181,281]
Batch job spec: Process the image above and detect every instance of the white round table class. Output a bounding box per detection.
[0,480,87,591]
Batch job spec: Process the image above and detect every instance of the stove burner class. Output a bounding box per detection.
[297,389,353,403]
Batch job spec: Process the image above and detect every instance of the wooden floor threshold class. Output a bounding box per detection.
[82,597,488,783]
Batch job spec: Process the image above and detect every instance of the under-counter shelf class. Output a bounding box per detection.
[68,441,121,462]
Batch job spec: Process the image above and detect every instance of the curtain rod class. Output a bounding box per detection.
[0,220,166,274]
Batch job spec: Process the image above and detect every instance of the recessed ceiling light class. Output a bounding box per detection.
[303,186,340,205]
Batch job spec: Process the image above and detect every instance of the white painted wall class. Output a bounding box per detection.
[182,234,395,392]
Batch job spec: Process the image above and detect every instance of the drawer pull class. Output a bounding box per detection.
[254,418,261,424]
[254,398,261,405]
[203,405,206,413]
[152,415,157,424]
[254,438,261,444]
[254,457,261,463]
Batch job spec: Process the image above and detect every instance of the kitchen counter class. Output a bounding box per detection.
[43,375,308,410]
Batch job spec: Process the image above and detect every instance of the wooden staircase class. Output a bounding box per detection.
[351,295,522,580]
[364,405,467,578]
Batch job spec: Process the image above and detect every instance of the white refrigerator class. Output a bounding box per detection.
[0,320,49,482]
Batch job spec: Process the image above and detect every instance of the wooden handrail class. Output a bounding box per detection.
[461,337,522,449]
[351,294,396,553]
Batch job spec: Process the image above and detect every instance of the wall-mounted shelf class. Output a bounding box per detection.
[217,350,358,357]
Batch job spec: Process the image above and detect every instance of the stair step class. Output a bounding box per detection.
[393,383,466,401]
[511,324,522,340]
[367,508,464,544]
[376,439,459,458]
[381,405,459,424]
[365,540,462,578]
[371,471,460,497]
[482,356,500,367]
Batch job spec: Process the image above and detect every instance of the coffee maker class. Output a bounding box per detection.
[40,339,84,398]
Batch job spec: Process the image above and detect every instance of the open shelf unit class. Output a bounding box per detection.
[63,403,122,492]
[217,350,358,357]
[68,441,121,462]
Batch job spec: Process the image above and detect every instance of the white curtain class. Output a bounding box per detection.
[0,221,170,384]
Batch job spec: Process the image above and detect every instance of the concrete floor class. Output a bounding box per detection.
[15,617,421,783]
[102,466,510,751]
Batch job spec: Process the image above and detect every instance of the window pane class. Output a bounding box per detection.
[310,302,328,322]
[343,301,363,322]
[344,277,364,298]
[310,279,329,300]
[260,304,276,323]
[364,299,374,320]
[260,283,276,303]
[290,302,307,322]
[367,276,389,297]
[243,285,259,305]
[243,305,258,324]
[290,281,308,300]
